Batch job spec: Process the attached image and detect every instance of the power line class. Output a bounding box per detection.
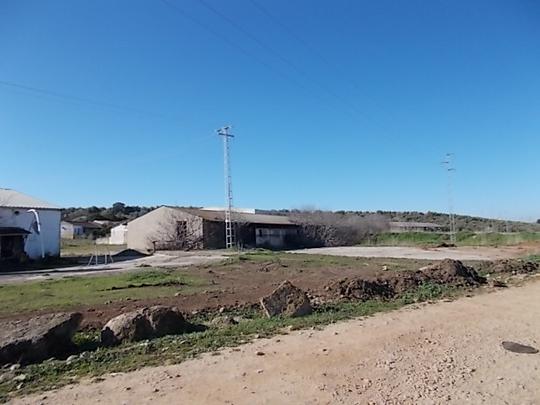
[158,0,315,98]
[247,0,400,125]
[196,0,369,120]
[0,79,180,122]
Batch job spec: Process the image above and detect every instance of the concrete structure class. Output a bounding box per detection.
[0,188,61,261]
[61,221,102,239]
[127,207,299,252]
[109,223,128,245]
[389,221,443,233]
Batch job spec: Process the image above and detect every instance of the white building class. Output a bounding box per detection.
[109,223,128,245]
[0,189,61,260]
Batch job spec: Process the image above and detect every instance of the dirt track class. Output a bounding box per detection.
[291,245,532,261]
[17,278,540,404]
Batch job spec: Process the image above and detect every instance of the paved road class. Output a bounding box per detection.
[290,245,525,261]
[0,251,227,284]
[16,278,540,404]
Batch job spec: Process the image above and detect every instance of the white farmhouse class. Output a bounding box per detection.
[109,223,128,245]
[0,188,61,260]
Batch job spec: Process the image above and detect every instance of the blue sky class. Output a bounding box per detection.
[1,0,539,221]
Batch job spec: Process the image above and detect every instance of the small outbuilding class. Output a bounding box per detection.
[127,206,299,252]
[389,221,443,233]
[0,188,61,261]
[61,221,102,239]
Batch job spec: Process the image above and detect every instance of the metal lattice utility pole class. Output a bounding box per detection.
[217,126,235,249]
[442,153,456,244]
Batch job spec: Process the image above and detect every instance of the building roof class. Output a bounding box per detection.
[0,189,60,210]
[181,208,296,226]
[390,221,442,229]
[62,221,103,229]
[0,227,31,236]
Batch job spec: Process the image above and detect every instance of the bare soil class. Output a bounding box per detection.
[15,277,540,405]
[0,255,432,330]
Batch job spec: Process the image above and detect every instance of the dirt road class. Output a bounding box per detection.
[0,251,227,284]
[292,245,533,261]
[17,278,540,405]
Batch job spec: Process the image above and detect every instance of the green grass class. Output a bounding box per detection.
[61,239,126,257]
[361,231,540,247]
[526,254,540,263]
[0,281,455,402]
[0,269,208,315]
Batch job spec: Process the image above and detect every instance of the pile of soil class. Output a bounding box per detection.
[327,259,485,301]
[480,259,539,275]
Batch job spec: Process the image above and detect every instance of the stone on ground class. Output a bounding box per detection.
[260,280,313,318]
[0,312,82,366]
[101,306,190,346]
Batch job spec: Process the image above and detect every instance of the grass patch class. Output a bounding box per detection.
[0,269,208,316]
[0,281,456,402]
[61,239,126,257]
[526,254,540,263]
[362,231,540,247]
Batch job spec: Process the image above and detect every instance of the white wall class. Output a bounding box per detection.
[0,207,61,259]
[109,224,128,245]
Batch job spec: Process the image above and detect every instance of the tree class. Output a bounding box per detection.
[290,209,389,247]
[111,202,126,216]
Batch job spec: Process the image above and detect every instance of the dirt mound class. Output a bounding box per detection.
[482,259,539,275]
[328,259,484,301]
[424,259,486,286]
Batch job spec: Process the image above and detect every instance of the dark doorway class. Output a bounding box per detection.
[0,235,25,259]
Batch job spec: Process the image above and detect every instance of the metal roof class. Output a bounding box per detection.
[0,188,61,210]
[390,221,442,228]
[180,208,296,226]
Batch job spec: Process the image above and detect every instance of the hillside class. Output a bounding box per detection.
[61,204,540,233]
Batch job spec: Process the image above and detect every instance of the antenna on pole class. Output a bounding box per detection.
[217,125,235,249]
[441,153,456,244]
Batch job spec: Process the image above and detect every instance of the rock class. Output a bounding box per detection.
[12,374,26,382]
[260,281,313,318]
[0,312,82,366]
[65,355,78,365]
[101,306,191,346]
[489,279,507,288]
[100,312,152,347]
[501,341,539,354]
[142,306,189,338]
[209,315,240,329]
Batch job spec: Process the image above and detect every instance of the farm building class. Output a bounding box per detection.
[60,221,103,239]
[0,188,61,261]
[109,223,128,244]
[389,221,443,233]
[127,206,299,252]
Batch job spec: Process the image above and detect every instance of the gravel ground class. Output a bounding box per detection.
[290,245,530,261]
[15,278,540,405]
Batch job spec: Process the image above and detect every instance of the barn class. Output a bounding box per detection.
[127,206,299,252]
[0,188,61,261]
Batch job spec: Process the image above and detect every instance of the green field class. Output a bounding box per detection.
[362,231,540,247]
[0,269,208,315]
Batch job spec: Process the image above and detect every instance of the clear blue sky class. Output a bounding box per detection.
[1,0,539,221]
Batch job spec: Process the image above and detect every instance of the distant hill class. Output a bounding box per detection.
[62,202,156,223]
[258,209,540,233]
[62,204,540,233]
